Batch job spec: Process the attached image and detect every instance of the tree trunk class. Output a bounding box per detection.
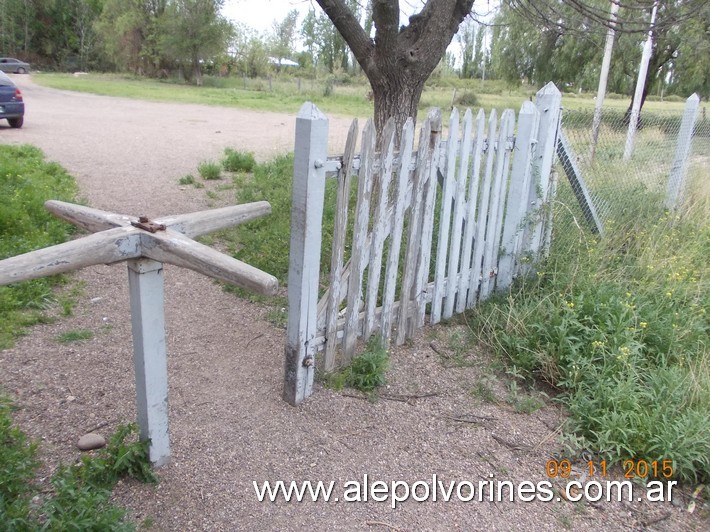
[371,71,425,140]
[316,0,474,142]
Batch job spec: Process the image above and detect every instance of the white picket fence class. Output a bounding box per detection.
[284,82,562,405]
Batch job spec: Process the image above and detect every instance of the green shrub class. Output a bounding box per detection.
[1,391,156,529]
[178,174,196,185]
[324,336,390,393]
[455,91,479,108]
[222,148,256,172]
[471,186,709,484]
[0,145,78,348]
[198,160,222,180]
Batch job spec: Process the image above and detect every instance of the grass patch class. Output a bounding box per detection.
[57,329,95,343]
[470,184,709,484]
[0,145,79,349]
[33,72,693,122]
[0,393,156,529]
[198,161,221,180]
[323,336,389,394]
[178,174,196,186]
[222,148,256,173]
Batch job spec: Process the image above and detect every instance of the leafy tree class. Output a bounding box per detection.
[269,9,299,64]
[315,0,475,135]
[158,0,232,85]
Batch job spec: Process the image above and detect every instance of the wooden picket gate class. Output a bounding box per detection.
[284,83,562,405]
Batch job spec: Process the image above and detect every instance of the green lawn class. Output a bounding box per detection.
[33,72,695,120]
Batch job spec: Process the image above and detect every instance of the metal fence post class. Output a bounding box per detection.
[665,93,700,209]
[127,258,170,466]
[283,102,328,406]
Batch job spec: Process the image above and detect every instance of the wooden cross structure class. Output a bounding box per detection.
[0,200,278,466]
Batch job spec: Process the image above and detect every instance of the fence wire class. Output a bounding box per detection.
[555,103,709,232]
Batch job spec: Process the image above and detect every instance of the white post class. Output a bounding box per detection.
[590,1,619,161]
[283,102,328,406]
[523,82,562,265]
[624,1,658,160]
[665,93,700,209]
[127,258,170,467]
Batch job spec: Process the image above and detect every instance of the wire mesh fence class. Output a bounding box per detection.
[555,100,709,233]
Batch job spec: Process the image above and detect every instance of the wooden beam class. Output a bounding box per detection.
[0,227,141,285]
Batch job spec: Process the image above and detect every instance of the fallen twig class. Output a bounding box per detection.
[381,392,439,404]
[639,511,671,528]
[441,413,496,424]
[84,420,109,433]
[491,433,528,451]
[365,520,403,531]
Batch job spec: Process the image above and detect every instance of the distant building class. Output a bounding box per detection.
[268,57,299,68]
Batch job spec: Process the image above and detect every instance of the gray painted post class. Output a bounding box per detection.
[523,82,562,264]
[283,102,328,406]
[127,258,170,466]
[665,93,700,209]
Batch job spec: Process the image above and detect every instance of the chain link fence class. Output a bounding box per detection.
[554,99,709,234]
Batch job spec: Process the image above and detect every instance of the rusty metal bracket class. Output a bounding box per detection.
[131,216,166,233]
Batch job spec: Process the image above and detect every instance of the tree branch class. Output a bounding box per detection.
[315,0,374,73]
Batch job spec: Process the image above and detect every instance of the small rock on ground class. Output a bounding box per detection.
[77,432,106,451]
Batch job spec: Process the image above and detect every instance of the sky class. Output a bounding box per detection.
[220,0,500,58]
[221,0,315,34]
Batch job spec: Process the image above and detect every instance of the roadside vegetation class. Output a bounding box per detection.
[33,73,691,120]
[470,180,709,485]
[0,145,78,349]
[0,398,156,530]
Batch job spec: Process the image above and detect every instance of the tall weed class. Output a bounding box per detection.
[471,186,709,484]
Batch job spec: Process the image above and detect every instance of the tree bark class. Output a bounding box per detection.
[316,0,474,136]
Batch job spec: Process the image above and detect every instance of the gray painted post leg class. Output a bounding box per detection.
[127,258,170,466]
[283,102,328,406]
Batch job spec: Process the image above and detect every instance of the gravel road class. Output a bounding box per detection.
[0,75,700,531]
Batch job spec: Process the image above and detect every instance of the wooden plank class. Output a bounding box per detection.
[522,82,562,267]
[323,119,359,372]
[468,110,498,305]
[415,109,443,327]
[443,109,473,319]
[144,230,279,296]
[459,109,486,311]
[284,102,329,406]
[0,227,141,286]
[343,119,376,361]
[380,119,415,345]
[155,202,272,237]
[396,117,432,344]
[364,119,397,339]
[430,108,459,324]
[480,109,515,300]
[497,102,540,292]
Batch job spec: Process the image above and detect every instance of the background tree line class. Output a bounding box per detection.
[0,0,707,102]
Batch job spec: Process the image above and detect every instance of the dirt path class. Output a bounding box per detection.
[0,76,700,531]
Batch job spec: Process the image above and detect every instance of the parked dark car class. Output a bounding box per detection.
[0,57,30,74]
[0,71,24,128]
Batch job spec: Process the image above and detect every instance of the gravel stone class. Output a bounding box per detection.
[77,432,106,451]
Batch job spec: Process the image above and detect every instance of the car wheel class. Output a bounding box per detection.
[17,67,27,74]
[8,117,23,128]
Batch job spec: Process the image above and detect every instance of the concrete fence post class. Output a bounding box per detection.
[665,93,700,209]
[283,102,328,406]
